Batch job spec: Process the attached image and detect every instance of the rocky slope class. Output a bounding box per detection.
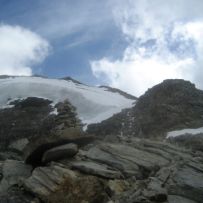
[132,79,203,137]
[1,77,203,203]
[88,79,203,140]
[1,136,203,203]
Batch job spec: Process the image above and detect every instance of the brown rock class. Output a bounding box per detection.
[24,164,108,203]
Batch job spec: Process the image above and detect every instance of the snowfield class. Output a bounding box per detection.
[0,76,135,127]
[167,127,203,138]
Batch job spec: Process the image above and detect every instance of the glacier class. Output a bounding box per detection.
[0,76,135,127]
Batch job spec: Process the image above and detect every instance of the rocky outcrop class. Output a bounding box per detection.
[0,97,53,151]
[131,79,203,137]
[87,108,131,140]
[99,85,137,100]
[0,97,82,154]
[118,160,203,203]
[69,138,203,203]
[0,95,87,167]
[106,179,129,197]
[1,137,203,202]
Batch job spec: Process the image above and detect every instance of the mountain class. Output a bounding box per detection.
[132,79,203,136]
[1,76,203,203]
[88,79,203,141]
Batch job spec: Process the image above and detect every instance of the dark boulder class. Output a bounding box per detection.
[42,143,78,163]
[24,135,95,167]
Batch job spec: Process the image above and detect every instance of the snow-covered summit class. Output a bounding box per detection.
[0,76,135,126]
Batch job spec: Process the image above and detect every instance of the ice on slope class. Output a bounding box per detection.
[167,127,203,138]
[0,76,135,126]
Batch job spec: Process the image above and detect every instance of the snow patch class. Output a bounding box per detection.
[167,127,203,138]
[0,76,135,126]
[49,102,58,115]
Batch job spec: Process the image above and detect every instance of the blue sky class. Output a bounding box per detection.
[0,0,126,85]
[1,0,203,96]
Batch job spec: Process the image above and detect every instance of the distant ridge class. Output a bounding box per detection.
[100,85,137,100]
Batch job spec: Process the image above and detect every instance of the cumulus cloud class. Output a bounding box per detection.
[0,24,50,76]
[91,0,203,96]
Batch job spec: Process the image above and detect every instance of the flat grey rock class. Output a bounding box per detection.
[0,160,32,194]
[167,164,203,202]
[86,143,169,177]
[71,161,122,179]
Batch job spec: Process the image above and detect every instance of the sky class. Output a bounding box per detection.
[0,0,203,96]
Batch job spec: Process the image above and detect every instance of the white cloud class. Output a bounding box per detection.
[91,53,194,96]
[34,0,114,41]
[91,0,203,96]
[0,24,50,76]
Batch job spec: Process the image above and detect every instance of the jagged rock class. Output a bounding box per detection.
[87,108,131,139]
[106,180,129,196]
[0,151,22,161]
[115,144,203,203]
[0,97,82,154]
[24,165,76,200]
[71,139,203,203]
[0,185,39,203]
[99,85,137,100]
[42,143,78,163]
[0,160,32,194]
[71,161,122,179]
[168,195,197,203]
[8,138,29,153]
[24,164,108,203]
[143,177,167,202]
[0,97,54,151]
[163,163,203,202]
[1,135,203,203]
